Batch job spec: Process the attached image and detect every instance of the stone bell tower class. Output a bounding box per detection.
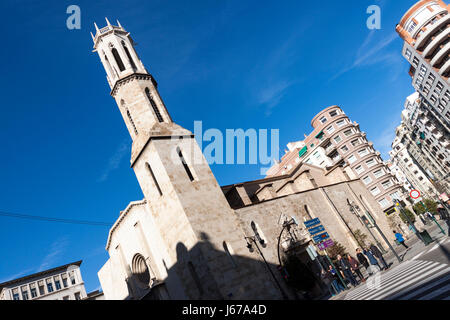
[93,19,287,300]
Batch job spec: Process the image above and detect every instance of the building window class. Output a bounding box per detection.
[69,272,76,285]
[21,286,29,300]
[63,296,70,300]
[371,186,381,196]
[145,163,163,196]
[12,288,20,300]
[341,145,349,153]
[366,159,376,167]
[334,135,342,144]
[122,40,137,70]
[343,129,353,137]
[374,169,384,178]
[251,221,268,244]
[355,165,364,174]
[362,175,372,185]
[74,292,81,300]
[348,155,356,164]
[30,284,37,298]
[382,180,393,189]
[326,125,335,134]
[111,47,126,72]
[145,88,164,123]
[320,117,327,124]
[390,191,401,200]
[329,110,338,117]
[351,139,360,147]
[405,48,412,60]
[379,198,389,208]
[412,56,419,67]
[54,277,61,290]
[38,281,45,295]
[436,81,444,93]
[177,147,195,181]
[358,148,369,157]
[61,274,68,288]
[46,280,54,293]
[126,109,138,135]
[336,119,346,127]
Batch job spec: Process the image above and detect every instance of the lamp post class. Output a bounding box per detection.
[245,235,288,300]
[348,199,402,263]
[276,217,299,266]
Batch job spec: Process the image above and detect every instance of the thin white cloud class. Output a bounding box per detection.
[330,31,398,81]
[372,118,402,160]
[0,268,34,284]
[38,237,69,272]
[97,139,129,182]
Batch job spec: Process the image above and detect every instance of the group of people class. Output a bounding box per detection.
[321,243,390,296]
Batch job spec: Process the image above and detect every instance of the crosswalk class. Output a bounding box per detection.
[344,259,450,300]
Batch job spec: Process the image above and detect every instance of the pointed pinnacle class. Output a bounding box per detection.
[117,19,123,28]
[90,32,95,41]
[105,17,111,26]
[94,22,99,31]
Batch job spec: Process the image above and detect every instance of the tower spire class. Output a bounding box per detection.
[117,19,123,28]
[94,22,100,32]
[105,17,112,27]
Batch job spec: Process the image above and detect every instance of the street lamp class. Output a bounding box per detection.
[347,199,402,263]
[276,217,299,266]
[245,235,288,300]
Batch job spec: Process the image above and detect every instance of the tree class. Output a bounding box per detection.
[353,229,368,248]
[413,199,438,215]
[326,241,347,259]
[399,208,416,224]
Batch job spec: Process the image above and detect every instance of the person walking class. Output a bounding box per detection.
[347,253,365,282]
[369,243,389,270]
[356,248,369,274]
[363,248,381,275]
[394,230,408,249]
[336,254,358,287]
[328,265,345,294]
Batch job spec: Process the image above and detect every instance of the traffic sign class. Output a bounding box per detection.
[308,225,325,236]
[313,232,330,243]
[304,218,321,229]
[410,189,421,199]
[317,239,334,251]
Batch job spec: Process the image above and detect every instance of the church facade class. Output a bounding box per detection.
[93,20,398,300]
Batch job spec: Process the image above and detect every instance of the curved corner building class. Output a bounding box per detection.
[396,0,450,186]
[267,106,406,214]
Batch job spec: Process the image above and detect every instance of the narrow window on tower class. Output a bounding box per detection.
[111,48,125,72]
[145,88,164,122]
[146,163,163,196]
[177,147,195,181]
[122,41,137,70]
[126,109,138,135]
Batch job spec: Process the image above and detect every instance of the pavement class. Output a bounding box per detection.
[329,221,450,300]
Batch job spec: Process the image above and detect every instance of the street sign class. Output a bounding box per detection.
[317,239,334,251]
[304,218,321,229]
[410,189,421,199]
[308,225,325,236]
[313,232,330,243]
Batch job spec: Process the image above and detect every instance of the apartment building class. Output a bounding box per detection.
[396,0,450,133]
[266,106,407,214]
[0,261,87,300]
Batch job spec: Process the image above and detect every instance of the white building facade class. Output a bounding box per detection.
[0,261,87,301]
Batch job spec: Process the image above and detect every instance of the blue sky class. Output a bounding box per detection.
[0,0,418,292]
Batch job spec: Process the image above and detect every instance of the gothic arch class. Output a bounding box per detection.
[111,47,125,72]
[145,87,164,122]
[131,253,151,287]
[122,40,137,70]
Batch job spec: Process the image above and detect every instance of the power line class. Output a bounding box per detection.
[0,210,112,227]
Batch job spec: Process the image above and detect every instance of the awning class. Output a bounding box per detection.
[298,146,308,158]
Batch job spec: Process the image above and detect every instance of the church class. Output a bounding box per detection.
[92,20,399,300]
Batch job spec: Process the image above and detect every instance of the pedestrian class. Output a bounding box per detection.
[320,268,336,297]
[347,253,365,282]
[393,230,408,249]
[328,265,345,294]
[369,243,389,270]
[363,248,381,275]
[336,254,358,287]
[356,248,369,272]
